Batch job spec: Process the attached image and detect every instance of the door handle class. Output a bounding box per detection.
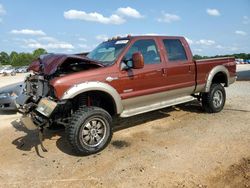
[106,76,118,82]
[157,68,167,75]
[188,66,192,73]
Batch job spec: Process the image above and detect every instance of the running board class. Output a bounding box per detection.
[120,96,195,118]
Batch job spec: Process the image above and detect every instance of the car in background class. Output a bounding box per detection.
[0,82,24,111]
[15,66,28,73]
[19,66,28,73]
[0,65,12,74]
[2,67,16,76]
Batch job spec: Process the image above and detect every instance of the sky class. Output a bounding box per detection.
[0,0,249,56]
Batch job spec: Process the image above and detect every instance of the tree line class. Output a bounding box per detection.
[193,53,250,60]
[0,49,249,66]
[0,48,47,67]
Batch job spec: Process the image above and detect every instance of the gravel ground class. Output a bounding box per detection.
[0,66,249,187]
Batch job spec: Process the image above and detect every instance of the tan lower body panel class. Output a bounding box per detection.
[120,86,195,117]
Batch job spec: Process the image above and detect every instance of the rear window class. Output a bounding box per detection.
[163,39,187,61]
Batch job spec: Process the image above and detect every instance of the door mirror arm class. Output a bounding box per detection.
[121,57,133,70]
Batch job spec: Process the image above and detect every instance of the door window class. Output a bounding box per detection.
[163,39,187,62]
[124,39,161,65]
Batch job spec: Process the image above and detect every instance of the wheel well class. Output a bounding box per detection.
[72,91,117,116]
[212,72,228,87]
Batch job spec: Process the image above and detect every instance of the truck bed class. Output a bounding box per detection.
[195,57,236,92]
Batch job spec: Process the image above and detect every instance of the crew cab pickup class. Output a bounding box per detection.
[17,35,236,155]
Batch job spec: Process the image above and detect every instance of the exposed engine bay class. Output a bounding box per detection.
[17,54,104,129]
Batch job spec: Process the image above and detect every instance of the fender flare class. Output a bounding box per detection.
[61,81,123,114]
[205,65,229,92]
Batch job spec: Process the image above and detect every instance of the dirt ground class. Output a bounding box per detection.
[0,66,249,188]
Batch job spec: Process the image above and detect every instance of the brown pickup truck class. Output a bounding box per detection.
[17,35,236,155]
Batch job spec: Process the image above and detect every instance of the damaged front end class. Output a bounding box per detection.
[17,74,57,130]
[16,53,103,131]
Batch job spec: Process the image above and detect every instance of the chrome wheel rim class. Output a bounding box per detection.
[213,90,223,108]
[80,118,107,147]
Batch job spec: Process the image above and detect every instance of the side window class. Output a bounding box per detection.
[163,39,187,62]
[124,39,160,65]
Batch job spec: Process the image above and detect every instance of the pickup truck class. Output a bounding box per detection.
[17,35,236,155]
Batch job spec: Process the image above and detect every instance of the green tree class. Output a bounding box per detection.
[0,52,10,65]
[9,51,18,66]
[33,48,47,59]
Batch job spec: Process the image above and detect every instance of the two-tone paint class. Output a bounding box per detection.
[29,36,236,117]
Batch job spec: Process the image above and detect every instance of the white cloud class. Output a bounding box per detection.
[78,44,88,49]
[96,34,109,41]
[0,4,6,15]
[243,16,250,24]
[235,30,247,36]
[194,49,203,52]
[229,47,239,51]
[64,9,125,25]
[206,9,220,16]
[38,36,57,42]
[27,41,74,50]
[116,7,143,18]
[215,45,224,49]
[11,29,46,36]
[196,39,215,46]
[78,44,94,51]
[157,12,181,23]
[17,37,74,50]
[79,38,87,42]
[185,37,193,45]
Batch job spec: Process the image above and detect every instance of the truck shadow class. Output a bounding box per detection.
[0,110,17,115]
[10,101,204,157]
[11,119,65,158]
[56,101,204,156]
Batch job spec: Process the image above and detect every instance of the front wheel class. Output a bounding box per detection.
[202,83,226,113]
[66,106,112,155]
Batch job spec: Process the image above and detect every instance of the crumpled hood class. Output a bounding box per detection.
[28,54,104,75]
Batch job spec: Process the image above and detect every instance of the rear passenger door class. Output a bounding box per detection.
[162,38,195,95]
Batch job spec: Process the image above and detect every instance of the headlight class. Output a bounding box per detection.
[0,92,17,99]
[0,93,10,99]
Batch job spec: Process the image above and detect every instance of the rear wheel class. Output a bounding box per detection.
[66,106,112,155]
[202,83,226,113]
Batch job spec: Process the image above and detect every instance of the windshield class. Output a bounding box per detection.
[87,40,129,65]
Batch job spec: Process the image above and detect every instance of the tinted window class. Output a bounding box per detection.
[163,39,187,61]
[124,39,160,65]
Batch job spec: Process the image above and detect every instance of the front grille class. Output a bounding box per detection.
[25,75,49,102]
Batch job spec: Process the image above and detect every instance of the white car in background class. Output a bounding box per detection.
[0,66,16,76]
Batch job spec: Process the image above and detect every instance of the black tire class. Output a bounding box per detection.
[202,83,226,113]
[66,106,112,155]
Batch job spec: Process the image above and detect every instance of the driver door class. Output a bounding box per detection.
[116,38,167,113]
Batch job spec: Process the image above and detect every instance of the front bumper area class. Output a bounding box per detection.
[19,98,58,130]
[21,115,38,130]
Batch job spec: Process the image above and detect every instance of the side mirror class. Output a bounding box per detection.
[132,52,144,69]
